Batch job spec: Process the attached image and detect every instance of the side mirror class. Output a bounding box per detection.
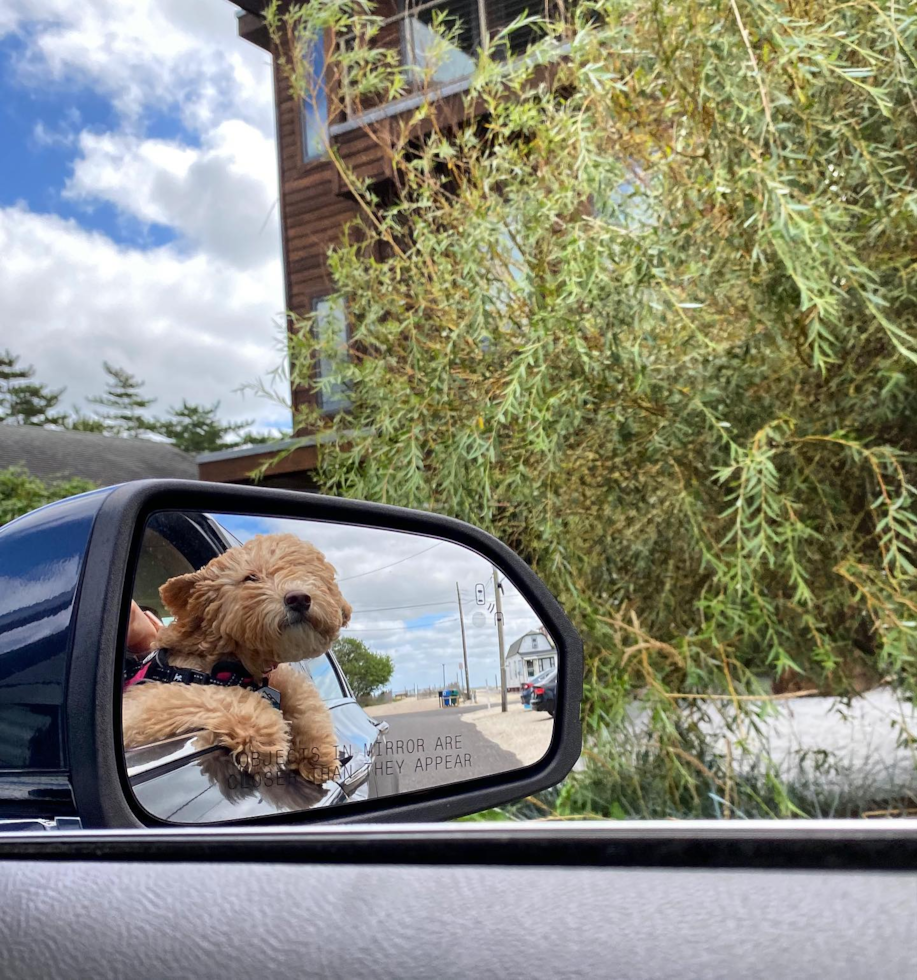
[1,481,582,828]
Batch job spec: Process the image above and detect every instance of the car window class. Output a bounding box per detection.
[131,527,197,622]
[131,513,237,623]
[300,655,347,702]
[10,0,916,829]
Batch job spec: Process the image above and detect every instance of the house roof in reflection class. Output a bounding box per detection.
[506,628,556,660]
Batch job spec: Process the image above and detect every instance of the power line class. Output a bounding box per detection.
[351,597,454,614]
[337,542,441,582]
[342,617,459,633]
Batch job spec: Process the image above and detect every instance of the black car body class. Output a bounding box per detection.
[530,670,557,716]
[0,492,396,828]
[520,667,556,707]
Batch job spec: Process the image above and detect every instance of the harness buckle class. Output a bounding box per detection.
[260,685,282,710]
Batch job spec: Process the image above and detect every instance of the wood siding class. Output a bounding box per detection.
[265,5,485,423]
[197,444,319,489]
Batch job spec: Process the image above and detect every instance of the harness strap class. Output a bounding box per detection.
[123,649,281,709]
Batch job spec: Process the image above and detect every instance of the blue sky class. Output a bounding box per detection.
[0,1,288,432]
[0,30,181,248]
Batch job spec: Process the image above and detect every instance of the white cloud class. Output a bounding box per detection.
[65,121,280,269]
[3,0,290,431]
[31,110,80,149]
[0,203,284,426]
[4,0,275,137]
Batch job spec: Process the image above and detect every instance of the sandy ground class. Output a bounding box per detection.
[458,699,554,767]
[364,690,494,717]
[365,697,444,717]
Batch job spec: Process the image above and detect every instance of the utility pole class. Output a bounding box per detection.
[456,583,471,700]
[493,567,507,712]
[441,663,446,689]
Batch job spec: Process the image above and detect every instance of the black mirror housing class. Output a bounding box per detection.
[31,480,585,828]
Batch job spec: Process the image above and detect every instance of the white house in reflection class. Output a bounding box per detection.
[505,629,556,691]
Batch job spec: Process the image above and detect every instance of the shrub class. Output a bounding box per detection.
[265,0,917,817]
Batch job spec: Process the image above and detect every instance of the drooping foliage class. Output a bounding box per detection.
[266,0,917,817]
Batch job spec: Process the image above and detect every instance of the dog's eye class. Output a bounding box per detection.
[242,574,259,584]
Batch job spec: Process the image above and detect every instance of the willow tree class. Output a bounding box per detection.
[264,0,917,817]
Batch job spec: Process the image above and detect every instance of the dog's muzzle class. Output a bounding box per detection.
[284,591,313,627]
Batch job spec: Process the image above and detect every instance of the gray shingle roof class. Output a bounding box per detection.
[506,629,556,660]
[0,425,198,487]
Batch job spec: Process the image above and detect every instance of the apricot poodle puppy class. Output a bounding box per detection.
[122,533,352,784]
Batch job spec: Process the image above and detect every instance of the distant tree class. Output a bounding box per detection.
[234,428,292,447]
[88,363,156,437]
[0,466,96,527]
[0,350,67,426]
[156,401,255,454]
[5,382,68,427]
[0,350,33,417]
[330,637,394,702]
[65,409,106,434]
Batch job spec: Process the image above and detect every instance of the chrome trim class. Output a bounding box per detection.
[310,781,346,808]
[309,753,373,808]
[339,755,372,796]
[2,819,916,842]
[0,816,81,832]
[125,732,219,780]
[0,819,55,832]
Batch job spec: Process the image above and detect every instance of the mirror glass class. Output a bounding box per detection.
[120,511,558,823]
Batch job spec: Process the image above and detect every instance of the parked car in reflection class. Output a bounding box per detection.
[530,669,557,717]
[521,666,556,709]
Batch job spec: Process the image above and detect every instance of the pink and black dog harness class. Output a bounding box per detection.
[123,649,281,709]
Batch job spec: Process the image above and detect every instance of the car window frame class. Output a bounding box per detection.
[298,653,351,706]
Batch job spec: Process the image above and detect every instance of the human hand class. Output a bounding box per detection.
[127,600,163,655]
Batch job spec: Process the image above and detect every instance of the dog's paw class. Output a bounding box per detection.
[289,737,341,784]
[213,729,290,777]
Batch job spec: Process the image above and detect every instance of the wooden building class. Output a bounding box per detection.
[201,1,540,488]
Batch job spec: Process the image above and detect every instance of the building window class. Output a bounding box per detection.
[530,635,539,650]
[401,0,479,86]
[301,37,328,161]
[312,296,350,413]
[339,1,561,109]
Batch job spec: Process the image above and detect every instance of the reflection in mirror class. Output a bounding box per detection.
[121,512,557,823]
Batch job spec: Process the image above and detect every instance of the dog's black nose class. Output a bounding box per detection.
[284,591,312,613]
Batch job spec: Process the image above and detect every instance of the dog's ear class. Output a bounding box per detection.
[159,569,205,619]
[340,598,352,628]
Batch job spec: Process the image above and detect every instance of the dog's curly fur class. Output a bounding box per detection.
[122,533,352,784]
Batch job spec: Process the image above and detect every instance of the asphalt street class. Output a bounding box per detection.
[373,703,522,793]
